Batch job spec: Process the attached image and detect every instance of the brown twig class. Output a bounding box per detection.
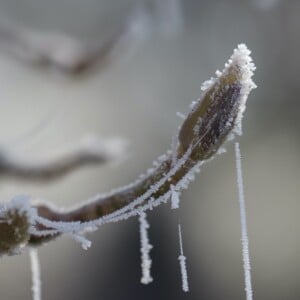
[0,44,256,255]
[0,9,150,75]
[0,136,126,181]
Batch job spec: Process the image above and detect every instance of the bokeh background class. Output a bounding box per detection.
[0,0,299,299]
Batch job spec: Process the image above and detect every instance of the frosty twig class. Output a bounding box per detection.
[0,44,256,255]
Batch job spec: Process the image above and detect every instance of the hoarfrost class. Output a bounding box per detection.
[235,142,253,300]
[200,44,256,136]
[178,223,189,292]
[30,249,42,300]
[0,44,255,257]
[70,234,92,250]
[139,212,153,284]
[171,185,180,209]
[32,216,92,250]
[0,195,37,226]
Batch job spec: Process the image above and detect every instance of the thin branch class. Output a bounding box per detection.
[0,8,151,75]
[0,136,127,181]
[0,44,256,255]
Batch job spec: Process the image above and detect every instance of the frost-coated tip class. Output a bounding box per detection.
[229,43,257,135]
[201,43,256,95]
[179,43,256,157]
[214,43,257,135]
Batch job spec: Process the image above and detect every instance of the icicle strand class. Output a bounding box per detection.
[171,185,180,209]
[234,142,253,300]
[30,249,42,300]
[178,223,189,292]
[139,212,153,284]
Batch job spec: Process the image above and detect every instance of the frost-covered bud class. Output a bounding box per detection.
[178,44,256,160]
[0,196,35,255]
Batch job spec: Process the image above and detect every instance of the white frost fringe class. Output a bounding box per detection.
[178,223,189,292]
[171,185,180,209]
[30,249,42,300]
[139,212,153,284]
[201,43,256,136]
[24,44,255,244]
[235,142,253,300]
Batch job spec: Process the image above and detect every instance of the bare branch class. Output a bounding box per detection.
[0,136,127,181]
[0,9,151,75]
[0,44,256,255]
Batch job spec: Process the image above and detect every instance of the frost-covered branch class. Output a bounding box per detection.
[0,44,256,255]
[0,136,126,181]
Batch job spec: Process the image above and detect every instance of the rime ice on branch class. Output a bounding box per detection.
[0,44,256,255]
[0,196,36,255]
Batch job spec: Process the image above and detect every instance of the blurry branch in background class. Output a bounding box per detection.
[0,0,186,75]
[0,135,127,181]
[0,8,152,75]
[0,44,256,255]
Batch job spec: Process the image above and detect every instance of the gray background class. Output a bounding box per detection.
[0,0,299,299]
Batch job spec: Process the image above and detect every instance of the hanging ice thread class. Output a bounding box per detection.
[234,142,253,300]
[139,212,153,284]
[30,249,42,300]
[171,185,180,209]
[178,223,189,292]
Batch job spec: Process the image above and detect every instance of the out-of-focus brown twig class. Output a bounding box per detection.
[0,136,127,181]
[0,9,151,75]
[0,44,256,256]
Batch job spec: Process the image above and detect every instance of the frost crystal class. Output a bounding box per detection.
[70,233,92,250]
[178,224,189,292]
[32,215,92,250]
[0,196,37,254]
[30,249,42,300]
[171,185,180,209]
[235,142,253,300]
[176,112,186,119]
[139,212,153,284]
[228,44,256,135]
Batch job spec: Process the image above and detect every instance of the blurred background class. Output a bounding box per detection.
[0,0,299,299]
